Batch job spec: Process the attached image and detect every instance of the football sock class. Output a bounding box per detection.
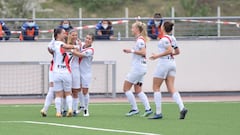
[83,93,89,110]
[137,91,151,110]
[55,97,62,113]
[66,95,73,110]
[154,91,162,114]
[42,87,54,112]
[125,90,138,110]
[172,92,184,111]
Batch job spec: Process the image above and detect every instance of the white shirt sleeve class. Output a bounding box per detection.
[137,39,146,49]
[162,37,171,48]
[48,39,55,50]
[82,48,94,57]
[171,36,178,49]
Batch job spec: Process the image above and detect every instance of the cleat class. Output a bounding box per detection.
[125,109,139,117]
[179,108,188,119]
[73,111,78,117]
[148,113,163,119]
[83,109,89,117]
[142,109,153,117]
[40,109,47,117]
[77,106,84,114]
[67,109,73,117]
[56,113,62,118]
[62,110,67,117]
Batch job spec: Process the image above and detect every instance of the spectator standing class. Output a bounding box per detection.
[95,20,114,40]
[147,13,164,40]
[0,20,11,41]
[20,19,39,41]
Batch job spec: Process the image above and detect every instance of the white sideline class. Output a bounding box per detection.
[0,121,160,135]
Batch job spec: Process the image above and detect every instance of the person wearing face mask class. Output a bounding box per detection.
[95,20,114,40]
[58,20,73,36]
[20,18,39,41]
[147,13,164,40]
[0,20,11,41]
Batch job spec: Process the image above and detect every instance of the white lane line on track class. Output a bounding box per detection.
[0,121,161,135]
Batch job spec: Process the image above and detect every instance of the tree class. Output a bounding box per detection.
[180,0,210,16]
[0,0,38,18]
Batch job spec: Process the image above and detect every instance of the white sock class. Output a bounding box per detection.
[172,92,184,111]
[137,91,151,110]
[78,91,84,107]
[43,87,54,112]
[72,98,79,112]
[125,90,138,110]
[62,98,68,111]
[66,95,73,110]
[154,92,162,114]
[55,97,62,114]
[83,93,89,110]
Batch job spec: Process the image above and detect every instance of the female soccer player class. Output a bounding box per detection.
[149,21,188,119]
[71,33,94,117]
[40,41,55,117]
[66,29,82,116]
[122,21,152,117]
[48,28,75,117]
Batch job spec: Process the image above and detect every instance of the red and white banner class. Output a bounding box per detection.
[180,19,240,28]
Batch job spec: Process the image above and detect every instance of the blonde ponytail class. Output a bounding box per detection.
[133,21,150,42]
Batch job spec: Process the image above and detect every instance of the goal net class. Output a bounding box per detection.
[0,61,116,97]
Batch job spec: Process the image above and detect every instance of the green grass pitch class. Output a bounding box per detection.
[0,102,240,135]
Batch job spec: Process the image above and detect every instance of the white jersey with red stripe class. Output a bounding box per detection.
[49,40,73,73]
[79,43,94,88]
[164,35,178,49]
[158,35,176,60]
[131,36,147,69]
[79,43,94,75]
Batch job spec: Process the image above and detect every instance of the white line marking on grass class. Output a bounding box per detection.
[0,121,161,135]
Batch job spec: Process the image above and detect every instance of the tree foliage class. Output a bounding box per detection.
[56,0,138,12]
[180,0,210,16]
[0,0,38,18]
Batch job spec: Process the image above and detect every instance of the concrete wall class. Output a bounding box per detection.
[1,39,240,93]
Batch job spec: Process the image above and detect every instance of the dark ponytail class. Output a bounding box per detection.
[163,21,174,33]
[54,28,63,40]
